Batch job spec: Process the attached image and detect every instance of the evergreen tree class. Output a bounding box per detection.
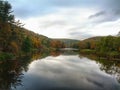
[0,0,14,23]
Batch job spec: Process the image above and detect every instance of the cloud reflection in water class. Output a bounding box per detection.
[15,55,120,90]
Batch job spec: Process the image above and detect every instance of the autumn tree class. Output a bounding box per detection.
[31,37,42,49]
[79,41,90,49]
[50,40,65,49]
[9,41,19,54]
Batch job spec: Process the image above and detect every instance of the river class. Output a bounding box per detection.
[0,50,120,90]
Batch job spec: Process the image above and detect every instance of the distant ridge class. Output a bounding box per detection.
[83,36,104,42]
[116,31,120,37]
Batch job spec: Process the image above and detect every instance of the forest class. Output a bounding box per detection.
[0,0,65,60]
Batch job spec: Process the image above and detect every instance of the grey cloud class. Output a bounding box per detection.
[89,11,120,24]
[9,0,120,21]
[9,0,101,19]
[50,0,99,7]
[89,11,106,19]
[9,0,55,18]
[89,0,120,23]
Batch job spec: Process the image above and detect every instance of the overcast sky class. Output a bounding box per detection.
[9,0,120,40]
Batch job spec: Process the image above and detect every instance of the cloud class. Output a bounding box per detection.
[89,11,106,19]
[49,0,100,7]
[21,8,95,40]
[88,0,120,23]
[9,0,100,19]
[39,20,67,28]
[9,0,120,22]
[9,0,56,18]
[89,11,120,24]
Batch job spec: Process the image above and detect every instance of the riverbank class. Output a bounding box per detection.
[80,49,120,61]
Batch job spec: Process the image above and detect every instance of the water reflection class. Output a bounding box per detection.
[0,51,120,90]
[81,54,120,84]
[97,60,120,83]
[0,60,22,90]
[0,52,50,90]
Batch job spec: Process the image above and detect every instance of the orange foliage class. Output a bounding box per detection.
[50,40,65,48]
[31,37,41,48]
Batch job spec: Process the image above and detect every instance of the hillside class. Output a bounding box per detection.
[0,23,50,53]
[83,36,105,42]
[53,39,80,47]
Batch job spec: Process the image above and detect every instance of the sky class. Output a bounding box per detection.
[8,0,120,40]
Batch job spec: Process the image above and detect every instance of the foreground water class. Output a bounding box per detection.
[0,50,120,90]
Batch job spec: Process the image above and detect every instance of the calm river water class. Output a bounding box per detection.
[0,50,120,90]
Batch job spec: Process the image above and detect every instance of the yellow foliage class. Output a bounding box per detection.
[10,41,19,54]
[31,37,41,48]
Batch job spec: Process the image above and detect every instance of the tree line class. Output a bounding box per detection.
[74,36,120,60]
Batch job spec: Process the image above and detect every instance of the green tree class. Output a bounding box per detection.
[22,37,32,53]
[96,36,114,52]
[0,0,14,52]
[0,0,14,23]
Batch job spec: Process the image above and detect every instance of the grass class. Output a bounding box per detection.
[80,49,96,54]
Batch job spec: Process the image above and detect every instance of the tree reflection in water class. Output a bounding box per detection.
[98,60,120,83]
[0,51,54,90]
[80,54,120,84]
[0,55,32,90]
[0,60,23,90]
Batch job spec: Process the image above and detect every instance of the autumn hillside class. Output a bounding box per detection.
[0,0,66,60]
